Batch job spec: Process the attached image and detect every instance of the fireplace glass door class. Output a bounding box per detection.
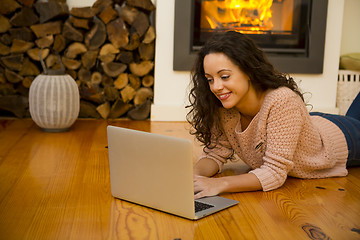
[192,0,309,55]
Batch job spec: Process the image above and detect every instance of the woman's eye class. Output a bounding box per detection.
[206,78,213,83]
[221,75,230,80]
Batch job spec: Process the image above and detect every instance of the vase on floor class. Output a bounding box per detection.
[29,50,80,132]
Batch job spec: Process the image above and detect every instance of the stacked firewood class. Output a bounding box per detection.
[0,0,155,120]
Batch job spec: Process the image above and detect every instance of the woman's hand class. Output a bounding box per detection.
[193,175,227,199]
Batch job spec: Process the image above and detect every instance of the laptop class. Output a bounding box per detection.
[107,125,238,220]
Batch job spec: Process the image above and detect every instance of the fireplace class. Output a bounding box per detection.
[173,0,328,73]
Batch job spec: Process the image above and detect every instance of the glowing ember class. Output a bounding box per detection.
[201,0,274,33]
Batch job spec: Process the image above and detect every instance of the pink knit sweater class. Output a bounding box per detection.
[199,87,349,191]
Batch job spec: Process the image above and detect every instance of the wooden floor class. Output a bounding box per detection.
[0,119,359,240]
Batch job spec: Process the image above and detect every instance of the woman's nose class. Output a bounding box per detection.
[212,78,224,91]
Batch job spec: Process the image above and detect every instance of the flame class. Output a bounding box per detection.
[201,0,274,34]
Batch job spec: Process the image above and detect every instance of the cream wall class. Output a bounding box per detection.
[340,0,360,55]
[67,0,96,9]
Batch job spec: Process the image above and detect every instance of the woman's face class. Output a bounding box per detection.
[203,52,252,110]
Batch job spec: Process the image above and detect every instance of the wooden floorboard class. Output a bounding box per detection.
[0,119,359,239]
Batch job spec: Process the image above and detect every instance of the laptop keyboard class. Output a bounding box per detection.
[195,201,214,213]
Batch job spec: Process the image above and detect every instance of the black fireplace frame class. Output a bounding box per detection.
[173,0,328,74]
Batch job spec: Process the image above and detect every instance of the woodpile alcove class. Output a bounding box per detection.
[0,0,155,120]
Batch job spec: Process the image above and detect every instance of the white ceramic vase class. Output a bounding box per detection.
[29,51,80,132]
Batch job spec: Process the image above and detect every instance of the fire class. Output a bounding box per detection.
[201,0,274,33]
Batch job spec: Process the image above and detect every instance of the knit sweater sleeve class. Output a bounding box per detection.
[249,92,305,191]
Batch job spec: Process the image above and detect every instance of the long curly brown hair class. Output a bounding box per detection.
[186,31,303,148]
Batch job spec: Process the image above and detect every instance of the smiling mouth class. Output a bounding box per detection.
[218,93,231,100]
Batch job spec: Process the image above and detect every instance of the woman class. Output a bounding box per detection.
[186,31,360,199]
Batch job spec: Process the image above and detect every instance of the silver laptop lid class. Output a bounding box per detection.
[107,125,196,219]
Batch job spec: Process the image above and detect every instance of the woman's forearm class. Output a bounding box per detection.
[221,173,262,193]
[193,158,263,199]
[194,158,219,177]
[194,172,263,199]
